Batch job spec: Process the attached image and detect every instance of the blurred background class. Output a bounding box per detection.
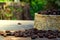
[0,0,60,20]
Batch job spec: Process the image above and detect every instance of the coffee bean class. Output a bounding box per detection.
[31,35,38,39]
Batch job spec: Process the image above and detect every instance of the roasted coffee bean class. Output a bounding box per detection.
[53,31,58,37]
[14,33,20,37]
[42,30,47,33]
[27,33,31,37]
[14,31,20,37]
[19,32,24,37]
[10,32,15,36]
[1,34,4,36]
[18,23,21,25]
[48,35,54,39]
[6,31,11,33]
[37,33,43,38]
[58,31,60,33]
[53,11,56,15]
[47,30,54,35]
[30,33,35,36]
[39,30,43,33]
[58,33,60,38]
[1,28,60,39]
[44,31,50,38]
[38,9,60,15]
[22,31,28,37]
[31,35,38,39]
[6,33,11,36]
[24,30,29,34]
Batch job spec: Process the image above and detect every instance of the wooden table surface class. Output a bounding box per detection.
[4,36,59,40]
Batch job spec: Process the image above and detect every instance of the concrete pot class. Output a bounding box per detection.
[34,13,60,30]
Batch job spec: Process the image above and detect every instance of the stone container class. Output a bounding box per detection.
[34,13,60,30]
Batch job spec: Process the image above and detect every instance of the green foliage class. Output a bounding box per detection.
[0,0,60,20]
[55,0,60,9]
[46,0,60,9]
[30,0,47,19]
[30,0,60,19]
[20,0,30,3]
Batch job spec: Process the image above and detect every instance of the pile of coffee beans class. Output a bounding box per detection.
[38,9,60,15]
[1,28,60,39]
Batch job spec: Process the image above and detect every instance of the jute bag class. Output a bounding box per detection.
[34,13,60,30]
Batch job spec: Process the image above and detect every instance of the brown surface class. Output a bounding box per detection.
[4,36,31,40]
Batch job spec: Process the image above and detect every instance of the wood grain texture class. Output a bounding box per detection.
[4,36,31,40]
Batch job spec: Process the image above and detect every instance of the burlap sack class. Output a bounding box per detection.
[34,13,60,30]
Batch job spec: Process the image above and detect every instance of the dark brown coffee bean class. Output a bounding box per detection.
[37,33,43,38]
[6,31,11,33]
[48,35,54,39]
[31,35,38,39]
[14,33,20,37]
[58,33,60,38]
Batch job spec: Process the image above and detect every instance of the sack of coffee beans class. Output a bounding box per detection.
[34,13,60,30]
